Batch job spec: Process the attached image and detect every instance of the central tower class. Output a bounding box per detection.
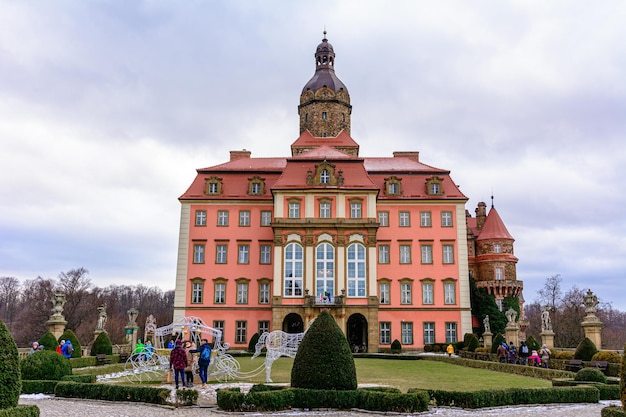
[298,32,352,138]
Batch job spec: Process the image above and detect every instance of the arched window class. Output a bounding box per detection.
[284,243,303,297]
[347,243,366,297]
[315,243,335,302]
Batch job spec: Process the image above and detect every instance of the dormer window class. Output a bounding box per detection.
[247,176,265,196]
[320,169,330,184]
[425,176,444,196]
[204,176,223,196]
[384,176,402,196]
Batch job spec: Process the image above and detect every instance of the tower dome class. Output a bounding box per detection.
[298,32,352,137]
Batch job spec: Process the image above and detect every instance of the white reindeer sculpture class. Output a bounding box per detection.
[252,330,305,382]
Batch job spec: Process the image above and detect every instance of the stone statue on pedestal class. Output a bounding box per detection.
[541,306,552,332]
[584,289,599,316]
[483,315,491,333]
[505,308,517,325]
[96,304,107,331]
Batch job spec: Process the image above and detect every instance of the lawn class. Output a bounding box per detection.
[74,355,552,393]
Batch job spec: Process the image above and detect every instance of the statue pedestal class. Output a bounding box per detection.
[505,323,520,348]
[483,332,493,349]
[582,317,602,349]
[46,317,67,340]
[540,330,555,349]
[125,325,139,349]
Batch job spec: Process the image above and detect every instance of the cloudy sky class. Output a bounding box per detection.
[1,1,624,309]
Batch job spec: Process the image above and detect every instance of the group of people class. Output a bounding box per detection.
[497,341,551,368]
[168,338,212,390]
[28,339,73,358]
[132,339,155,360]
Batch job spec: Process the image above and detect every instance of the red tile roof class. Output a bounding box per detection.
[477,207,514,241]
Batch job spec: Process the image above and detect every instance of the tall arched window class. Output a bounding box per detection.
[284,243,303,297]
[347,243,366,297]
[315,243,335,302]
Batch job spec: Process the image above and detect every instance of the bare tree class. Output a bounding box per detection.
[12,277,56,346]
[553,286,586,347]
[57,267,93,332]
[537,274,562,310]
[0,276,20,330]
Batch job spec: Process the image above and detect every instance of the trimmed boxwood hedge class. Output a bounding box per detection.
[54,382,171,405]
[0,406,39,417]
[602,405,626,417]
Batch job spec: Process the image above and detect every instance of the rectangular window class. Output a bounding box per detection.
[217,210,229,226]
[378,211,389,227]
[208,182,219,194]
[238,245,250,264]
[399,211,410,227]
[259,283,270,304]
[214,283,225,304]
[195,210,207,226]
[379,322,391,345]
[193,244,205,264]
[235,321,247,344]
[441,211,453,227]
[423,322,435,345]
[420,211,432,227]
[399,244,411,264]
[258,320,270,335]
[422,282,434,304]
[420,244,433,264]
[260,245,272,264]
[494,243,501,254]
[251,182,261,195]
[350,202,362,218]
[495,267,504,280]
[288,202,300,218]
[239,210,250,226]
[216,244,228,264]
[444,282,456,304]
[443,244,455,264]
[212,320,224,343]
[378,244,390,264]
[445,322,458,343]
[379,282,390,304]
[401,322,413,345]
[237,282,248,304]
[320,202,331,218]
[261,210,272,226]
[400,282,412,304]
[191,282,203,304]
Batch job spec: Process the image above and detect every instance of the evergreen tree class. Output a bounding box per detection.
[470,278,506,335]
[0,320,21,409]
[90,332,113,355]
[291,311,357,390]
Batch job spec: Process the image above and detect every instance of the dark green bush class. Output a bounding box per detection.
[58,330,81,358]
[390,339,402,354]
[576,367,607,384]
[248,332,260,353]
[0,320,21,409]
[62,374,96,383]
[464,334,479,352]
[574,337,599,361]
[491,333,505,354]
[175,388,198,406]
[20,350,72,381]
[21,380,58,394]
[602,405,626,417]
[38,332,58,352]
[54,381,170,404]
[525,335,540,352]
[291,311,357,390]
[90,332,112,356]
[593,350,622,363]
[0,405,40,417]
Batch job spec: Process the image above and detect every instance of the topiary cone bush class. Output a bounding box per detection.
[464,333,479,352]
[525,335,540,352]
[90,331,113,356]
[0,320,21,409]
[38,332,59,351]
[291,311,357,390]
[574,337,598,361]
[59,329,82,358]
[21,350,72,381]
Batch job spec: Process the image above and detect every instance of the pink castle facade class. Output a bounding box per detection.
[173,35,520,351]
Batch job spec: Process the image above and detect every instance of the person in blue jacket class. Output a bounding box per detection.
[190,339,212,388]
[61,340,73,359]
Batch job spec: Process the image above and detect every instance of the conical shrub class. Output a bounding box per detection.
[38,332,58,351]
[90,332,113,356]
[0,320,21,409]
[291,311,357,390]
[574,337,598,361]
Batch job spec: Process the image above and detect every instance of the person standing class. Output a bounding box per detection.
[184,342,196,387]
[190,338,212,388]
[539,344,551,368]
[169,340,187,390]
[61,340,73,359]
[29,342,42,355]
[446,344,454,356]
[519,341,529,365]
[496,342,508,363]
[56,340,65,355]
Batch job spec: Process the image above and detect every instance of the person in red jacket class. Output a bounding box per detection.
[169,340,188,389]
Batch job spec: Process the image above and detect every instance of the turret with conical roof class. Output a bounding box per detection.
[298,31,352,138]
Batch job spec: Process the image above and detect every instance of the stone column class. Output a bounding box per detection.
[582,289,602,349]
[504,308,520,347]
[540,330,555,349]
[482,331,493,349]
[46,290,67,340]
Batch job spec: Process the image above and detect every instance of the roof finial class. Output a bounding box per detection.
[323,26,327,40]
[491,193,494,209]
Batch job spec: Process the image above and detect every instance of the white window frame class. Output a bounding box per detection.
[284,243,303,297]
[259,283,270,304]
[423,322,435,345]
[380,322,391,345]
[495,266,504,280]
[399,245,411,264]
[445,322,457,343]
[235,321,247,344]
[420,245,433,264]
[422,282,434,305]
[239,210,250,226]
[350,202,362,219]
[379,282,390,304]
[444,282,456,304]
[237,282,248,304]
[347,243,366,297]
[193,244,205,264]
[378,211,389,227]
[401,322,413,345]
[441,211,453,227]
[420,211,432,227]
[400,282,412,304]
[320,202,331,218]
[195,210,207,226]
[216,244,227,264]
[238,245,250,264]
[217,210,229,226]
[288,202,300,219]
[378,244,390,264]
[191,282,203,304]
[399,211,410,227]
[214,283,225,304]
[315,243,335,301]
[443,244,455,264]
[320,169,330,184]
[261,211,272,226]
[260,245,272,264]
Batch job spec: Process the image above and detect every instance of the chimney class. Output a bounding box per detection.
[230,149,252,161]
[393,151,419,162]
[475,202,487,230]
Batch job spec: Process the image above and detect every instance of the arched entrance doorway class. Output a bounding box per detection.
[347,313,368,352]
[282,313,304,333]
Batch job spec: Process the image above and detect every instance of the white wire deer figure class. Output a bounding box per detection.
[252,330,305,382]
